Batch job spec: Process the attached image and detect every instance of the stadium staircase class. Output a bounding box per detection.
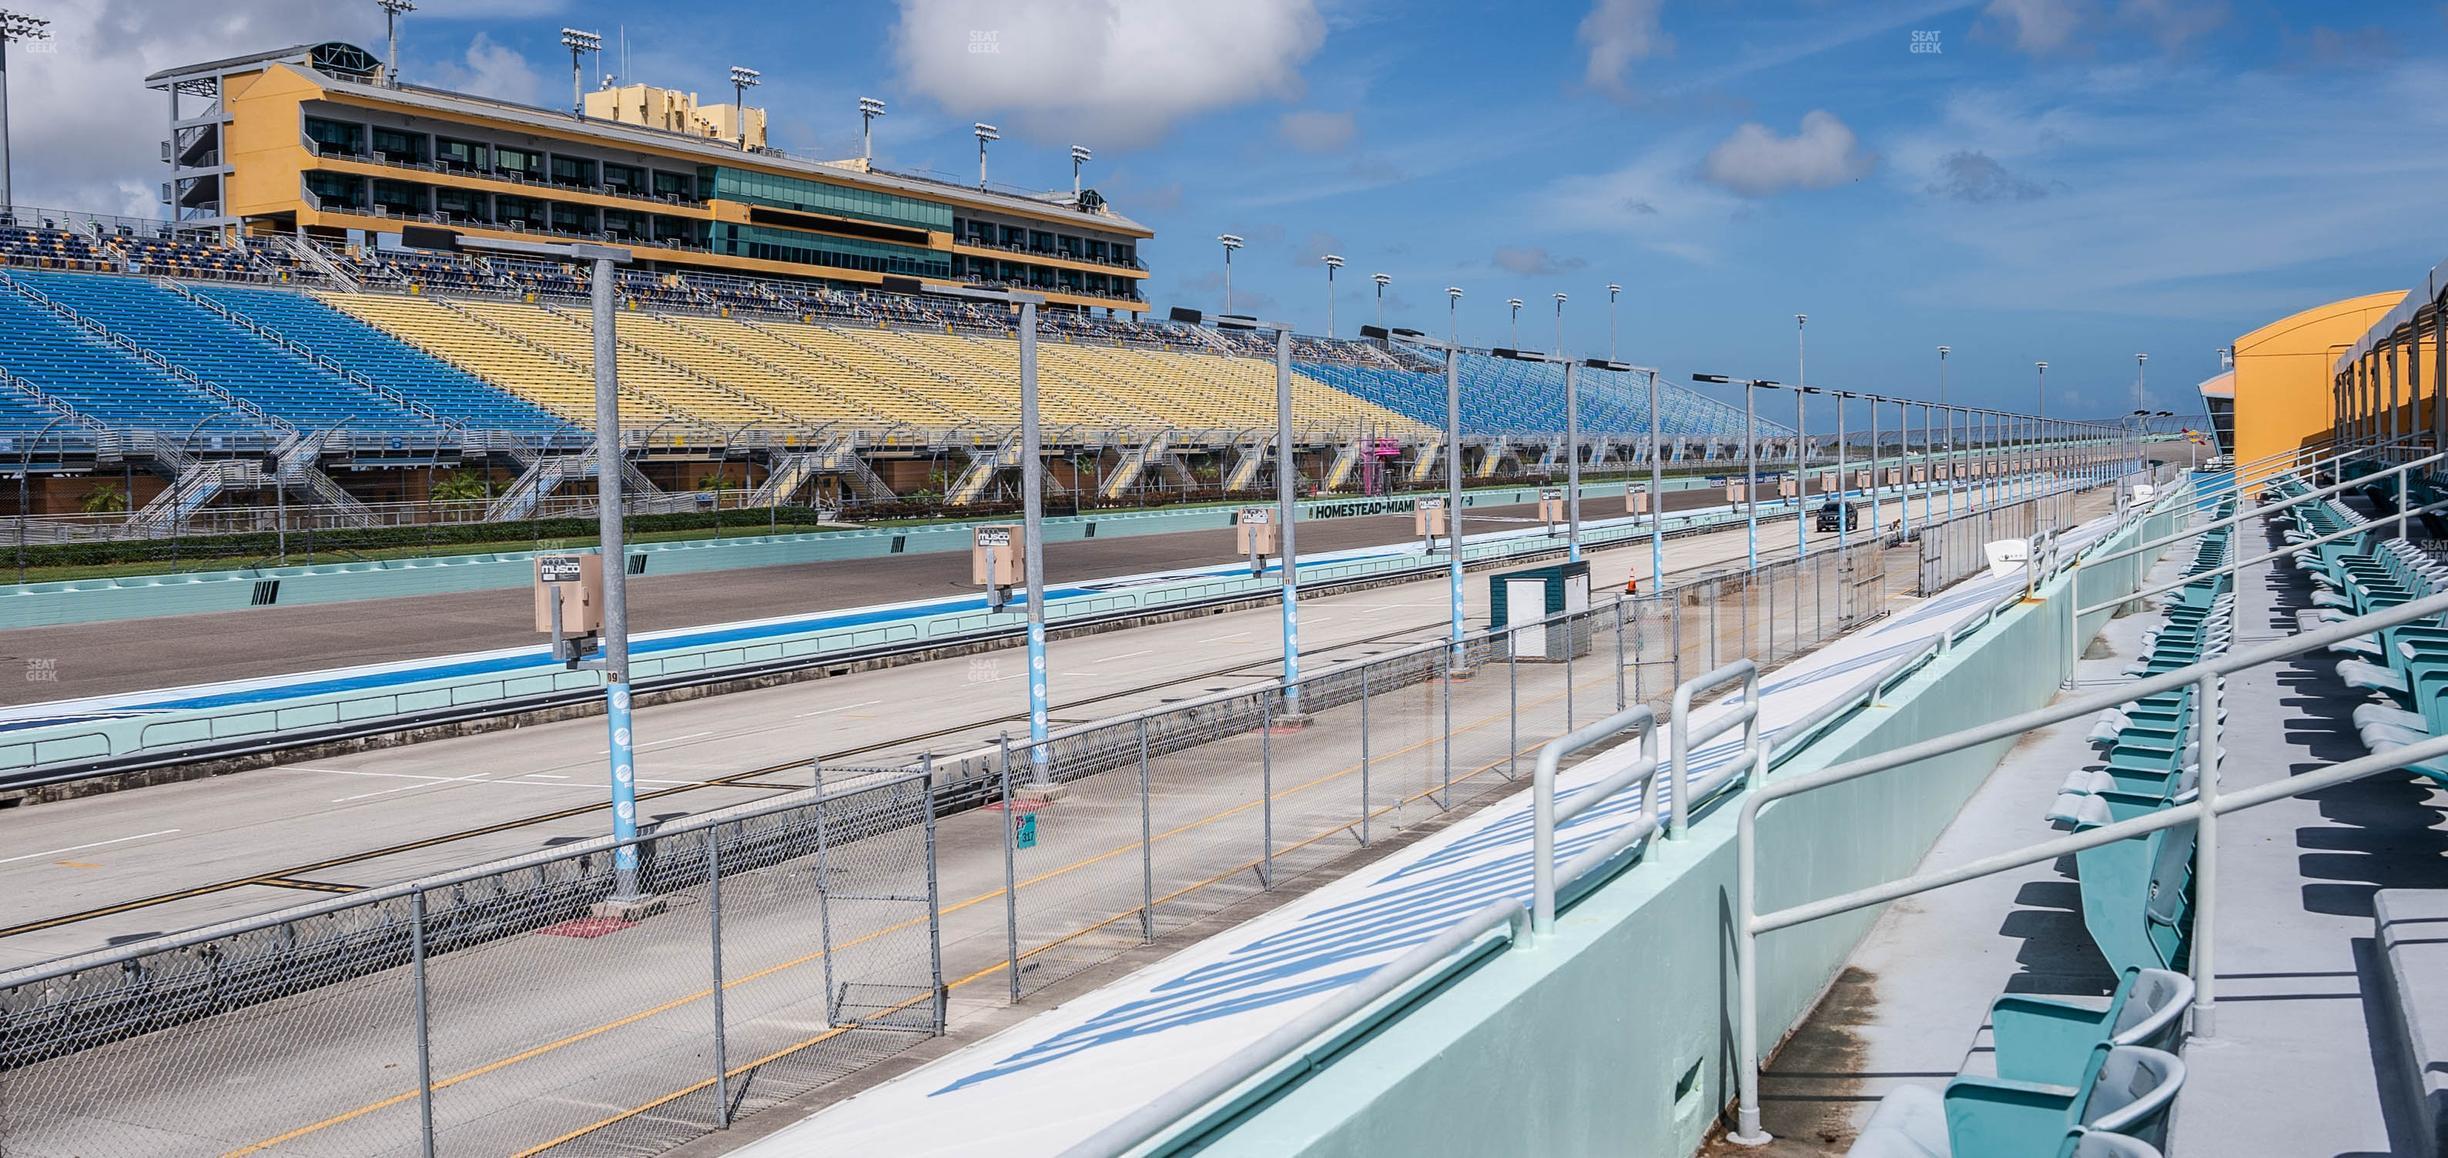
[947,436,1018,505]
[1225,437,1269,492]
[1324,440,1362,492]
[1100,431,1171,500]
[261,233,360,291]
[1474,438,1512,479]
[269,428,373,523]
[1409,440,1444,485]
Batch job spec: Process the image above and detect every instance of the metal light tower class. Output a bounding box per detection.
[1936,345,1952,521]
[1792,383,1807,558]
[1371,272,1390,328]
[1694,374,1776,571]
[858,97,886,164]
[1446,285,1463,342]
[561,29,601,117]
[401,225,639,897]
[2033,361,2048,501]
[1218,234,1244,312]
[1494,347,1585,562]
[0,9,47,209]
[727,66,760,150]
[1606,282,1623,361]
[1220,312,1307,710]
[1507,298,1523,348]
[1070,144,1093,200]
[375,0,413,88]
[1321,254,1343,337]
[971,121,997,188]
[1552,291,1567,355]
[901,280,1051,773]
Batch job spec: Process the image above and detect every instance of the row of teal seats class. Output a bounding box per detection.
[1848,967,2193,1158]
[1844,500,2237,1157]
[2282,488,2448,782]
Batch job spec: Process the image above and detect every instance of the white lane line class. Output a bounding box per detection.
[595,729,714,755]
[332,772,500,803]
[794,700,883,719]
[1094,650,1156,663]
[0,829,182,866]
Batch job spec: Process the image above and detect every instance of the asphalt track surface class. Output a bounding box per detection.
[0,490,1736,705]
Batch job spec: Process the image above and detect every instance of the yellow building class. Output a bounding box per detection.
[145,43,1150,313]
[2224,291,2403,491]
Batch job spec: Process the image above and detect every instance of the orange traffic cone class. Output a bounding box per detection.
[1625,570,1641,595]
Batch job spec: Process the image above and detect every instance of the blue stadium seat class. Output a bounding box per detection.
[13,271,437,436]
[0,280,263,438]
[193,285,578,440]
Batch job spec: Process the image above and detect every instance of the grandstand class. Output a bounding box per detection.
[0,214,1772,529]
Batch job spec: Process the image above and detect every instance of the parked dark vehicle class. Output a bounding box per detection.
[1815,500,1863,533]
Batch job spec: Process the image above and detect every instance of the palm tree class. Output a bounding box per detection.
[429,470,491,505]
[79,483,130,515]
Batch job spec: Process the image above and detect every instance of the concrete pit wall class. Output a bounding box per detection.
[1191,502,2182,1158]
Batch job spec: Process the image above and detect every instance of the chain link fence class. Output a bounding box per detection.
[0,479,2111,1157]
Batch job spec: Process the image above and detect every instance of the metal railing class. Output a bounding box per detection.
[1723,584,2448,1144]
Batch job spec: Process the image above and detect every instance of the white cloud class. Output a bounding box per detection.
[1883,60,2448,319]
[1277,109,1356,154]
[1492,246,1589,277]
[1701,110,1876,197]
[1578,0,1667,98]
[890,0,1326,147]
[1531,138,1742,264]
[1983,0,2085,54]
[3,0,565,215]
[425,33,546,108]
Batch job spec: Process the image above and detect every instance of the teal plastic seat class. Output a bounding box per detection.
[1991,968,2192,1088]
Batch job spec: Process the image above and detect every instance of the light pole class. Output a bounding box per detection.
[859,96,886,164]
[1371,273,1390,329]
[971,121,998,189]
[1937,346,1953,522]
[0,8,51,208]
[375,0,412,88]
[1364,317,1468,658]
[1833,387,1849,551]
[1507,298,1523,348]
[1592,357,1667,589]
[1693,373,1777,571]
[1792,382,1807,558]
[1070,144,1092,202]
[402,225,641,899]
[2033,361,2048,503]
[560,28,601,117]
[1552,292,1567,356]
[1446,285,1462,342]
[1321,254,1343,338]
[1219,311,1307,711]
[15,414,66,585]
[1606,283,1623,361]
[1494,346,1584,562]
[901,278,1053,775]
[1218,234,1244,312]
[728,66,760,150]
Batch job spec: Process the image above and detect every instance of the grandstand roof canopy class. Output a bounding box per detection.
[2334,254,2447,371]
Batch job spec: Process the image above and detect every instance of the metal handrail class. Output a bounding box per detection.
[1531,705,1660,936]
[2084,448,2443,573]
[1669,660,1760,840]
[2078,493,2448,619]
[1725,580,2448,1145]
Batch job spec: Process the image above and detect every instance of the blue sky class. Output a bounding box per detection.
[16,0,2448,420]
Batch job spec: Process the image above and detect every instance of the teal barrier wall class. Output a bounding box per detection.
[1191,500,2182,1158]
[8,478,1688,629]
